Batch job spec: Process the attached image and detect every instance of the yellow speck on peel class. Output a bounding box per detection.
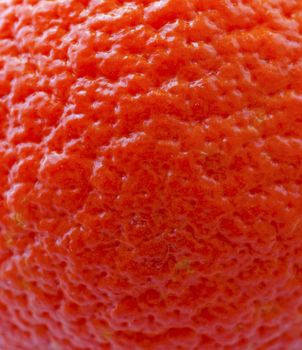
[20,196,28,204]
[12,212,24,227]
[175,259,190,271]
[255,111,272,125]
[247,125,258,134]
[172,259,194,281]
[102,328,113,341]
[49,340,61,350]
[22,281,30,290]
[260,302,280,318]
[236,323,244,332]
[4,234,13,246]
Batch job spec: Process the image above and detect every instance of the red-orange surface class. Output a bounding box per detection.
[1,0,302,349]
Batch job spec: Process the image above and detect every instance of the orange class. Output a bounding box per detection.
[0,1,302,349]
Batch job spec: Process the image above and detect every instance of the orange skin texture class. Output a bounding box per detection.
[0,0,302,349]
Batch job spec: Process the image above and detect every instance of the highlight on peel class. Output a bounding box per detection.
[1,1,302,349]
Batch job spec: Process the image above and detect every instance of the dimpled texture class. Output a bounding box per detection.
[0,0,302,350]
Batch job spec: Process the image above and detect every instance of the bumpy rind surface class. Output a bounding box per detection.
[1,1,302,349]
